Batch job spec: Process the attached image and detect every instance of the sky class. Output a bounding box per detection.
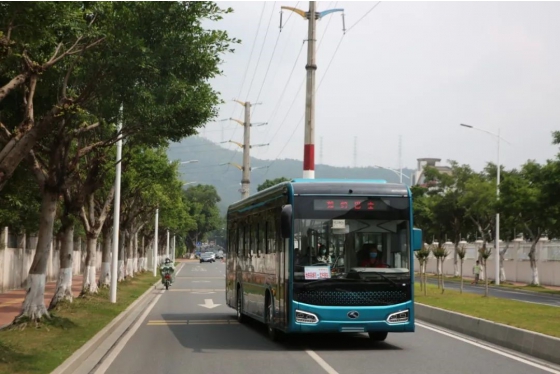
[197,1,560,173]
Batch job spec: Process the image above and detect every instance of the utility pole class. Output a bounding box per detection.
[166,229,170,259]
[242,101,251,199]
[153,207,158,277]
[110,104,123,303]
[220,101,268,200]
[281,2,344,179]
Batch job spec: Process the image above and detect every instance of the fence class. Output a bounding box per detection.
[0,227,162,293]
[414,239,560,286]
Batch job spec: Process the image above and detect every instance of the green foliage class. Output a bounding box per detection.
[0,165,41,233]
[257,177,291,191]
[183,184,222,247]
[414,245,430,263]
[456,245,467,260]
[431,245,450,259]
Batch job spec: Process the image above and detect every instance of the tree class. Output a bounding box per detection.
[257,177,290,191]
[9,2,237,323]
[499,161,556,286]
[184,184,221,250]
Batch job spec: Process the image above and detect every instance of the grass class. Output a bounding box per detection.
[415,283,560,338]
[0,271,157,374]
[421,273,560,295]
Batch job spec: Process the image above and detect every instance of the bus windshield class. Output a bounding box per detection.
[293,196,411,281]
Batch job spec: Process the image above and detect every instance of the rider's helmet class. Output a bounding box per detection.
[164,258,171,264]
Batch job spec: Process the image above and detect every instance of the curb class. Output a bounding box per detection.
[51,277,161,374]
[415,302,560,366]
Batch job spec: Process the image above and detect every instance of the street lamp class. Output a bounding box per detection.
[372,164,410,183]
[179,160,199,164]
[183,181,198,186]
[460,123,511,285]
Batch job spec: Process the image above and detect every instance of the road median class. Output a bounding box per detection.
[415,283,560,365]
[0,271,161,374]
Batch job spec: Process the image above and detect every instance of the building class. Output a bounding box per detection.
[413,158,452,186]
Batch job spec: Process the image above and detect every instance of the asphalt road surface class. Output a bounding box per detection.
[99,262,560,374]
[425,278,560,307]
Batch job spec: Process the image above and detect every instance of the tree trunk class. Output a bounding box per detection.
[126,232,134,278]
[484,261,489,297]
[418,260,423,292]
[133,233,139,273]
[99,225,112,288]
[499,242,509,283]
[423,262,427,296]
[453,237,459,277]
[528,239,540,286]
[118,232,125,281]
[81,235,99,294]
[15,189,58,322]
[436,257,441,289]
[459,259,463,294]
[49,222,74,309]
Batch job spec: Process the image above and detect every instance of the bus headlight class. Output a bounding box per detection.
[295,310,319,324]
[387,309,409,323]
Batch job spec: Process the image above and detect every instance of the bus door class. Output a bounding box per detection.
[276,215,286,327]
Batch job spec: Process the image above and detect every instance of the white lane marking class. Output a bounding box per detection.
[94,292,163,373]
[517,300,560,308]
[305,349,339,374]
[174,264,185,276]
[417,322,560,374]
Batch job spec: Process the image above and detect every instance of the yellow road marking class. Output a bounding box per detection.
[146,319,238,326]
[168,289,225,292]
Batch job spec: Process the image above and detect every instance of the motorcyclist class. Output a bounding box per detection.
[160,258,175,285]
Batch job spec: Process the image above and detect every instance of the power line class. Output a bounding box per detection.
[244,2,276,102]
[225,2,267,149]
[261,4,338,158]
[346,2,382,34]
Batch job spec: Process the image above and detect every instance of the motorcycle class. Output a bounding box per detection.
[161,269,173,290]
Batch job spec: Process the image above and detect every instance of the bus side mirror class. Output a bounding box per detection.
[280,204,292,239]
[412,228,423,251]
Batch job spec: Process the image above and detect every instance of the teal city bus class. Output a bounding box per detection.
[225,179,423,341]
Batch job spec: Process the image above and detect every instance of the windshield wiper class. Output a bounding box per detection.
[353,270,401,287]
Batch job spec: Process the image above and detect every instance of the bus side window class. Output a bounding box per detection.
[264,221,269,254]
[269,215,276,254]
[255,222,260,257]
[238,225,243,257]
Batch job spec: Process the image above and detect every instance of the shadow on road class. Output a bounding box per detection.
[160,313,403,353]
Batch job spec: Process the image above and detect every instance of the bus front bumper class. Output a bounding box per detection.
[291,300,415,333]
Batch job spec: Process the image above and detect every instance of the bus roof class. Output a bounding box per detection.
[227,179,410,214]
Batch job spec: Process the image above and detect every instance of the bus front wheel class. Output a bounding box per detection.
[266,298,282,342]
[368,332,388,341]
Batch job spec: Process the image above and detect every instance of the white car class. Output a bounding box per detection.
[200,252,216,263]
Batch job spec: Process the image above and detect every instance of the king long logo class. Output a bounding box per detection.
[347,311,359,319]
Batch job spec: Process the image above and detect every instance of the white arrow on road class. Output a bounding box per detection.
[198,299,221,309]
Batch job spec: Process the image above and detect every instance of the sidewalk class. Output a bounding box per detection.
[0,274,84,327]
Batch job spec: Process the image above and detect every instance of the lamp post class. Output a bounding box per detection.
[460,123,510,285]
[372,164,410,183]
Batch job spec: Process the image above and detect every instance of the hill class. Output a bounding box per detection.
[167,136,415,215]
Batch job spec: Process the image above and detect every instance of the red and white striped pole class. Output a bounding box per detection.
[303,1,317,179]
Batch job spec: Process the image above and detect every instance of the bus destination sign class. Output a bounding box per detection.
[313,199,378,211]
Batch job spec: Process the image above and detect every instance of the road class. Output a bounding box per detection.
[98,261,560,374]
[425,278,560,307]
